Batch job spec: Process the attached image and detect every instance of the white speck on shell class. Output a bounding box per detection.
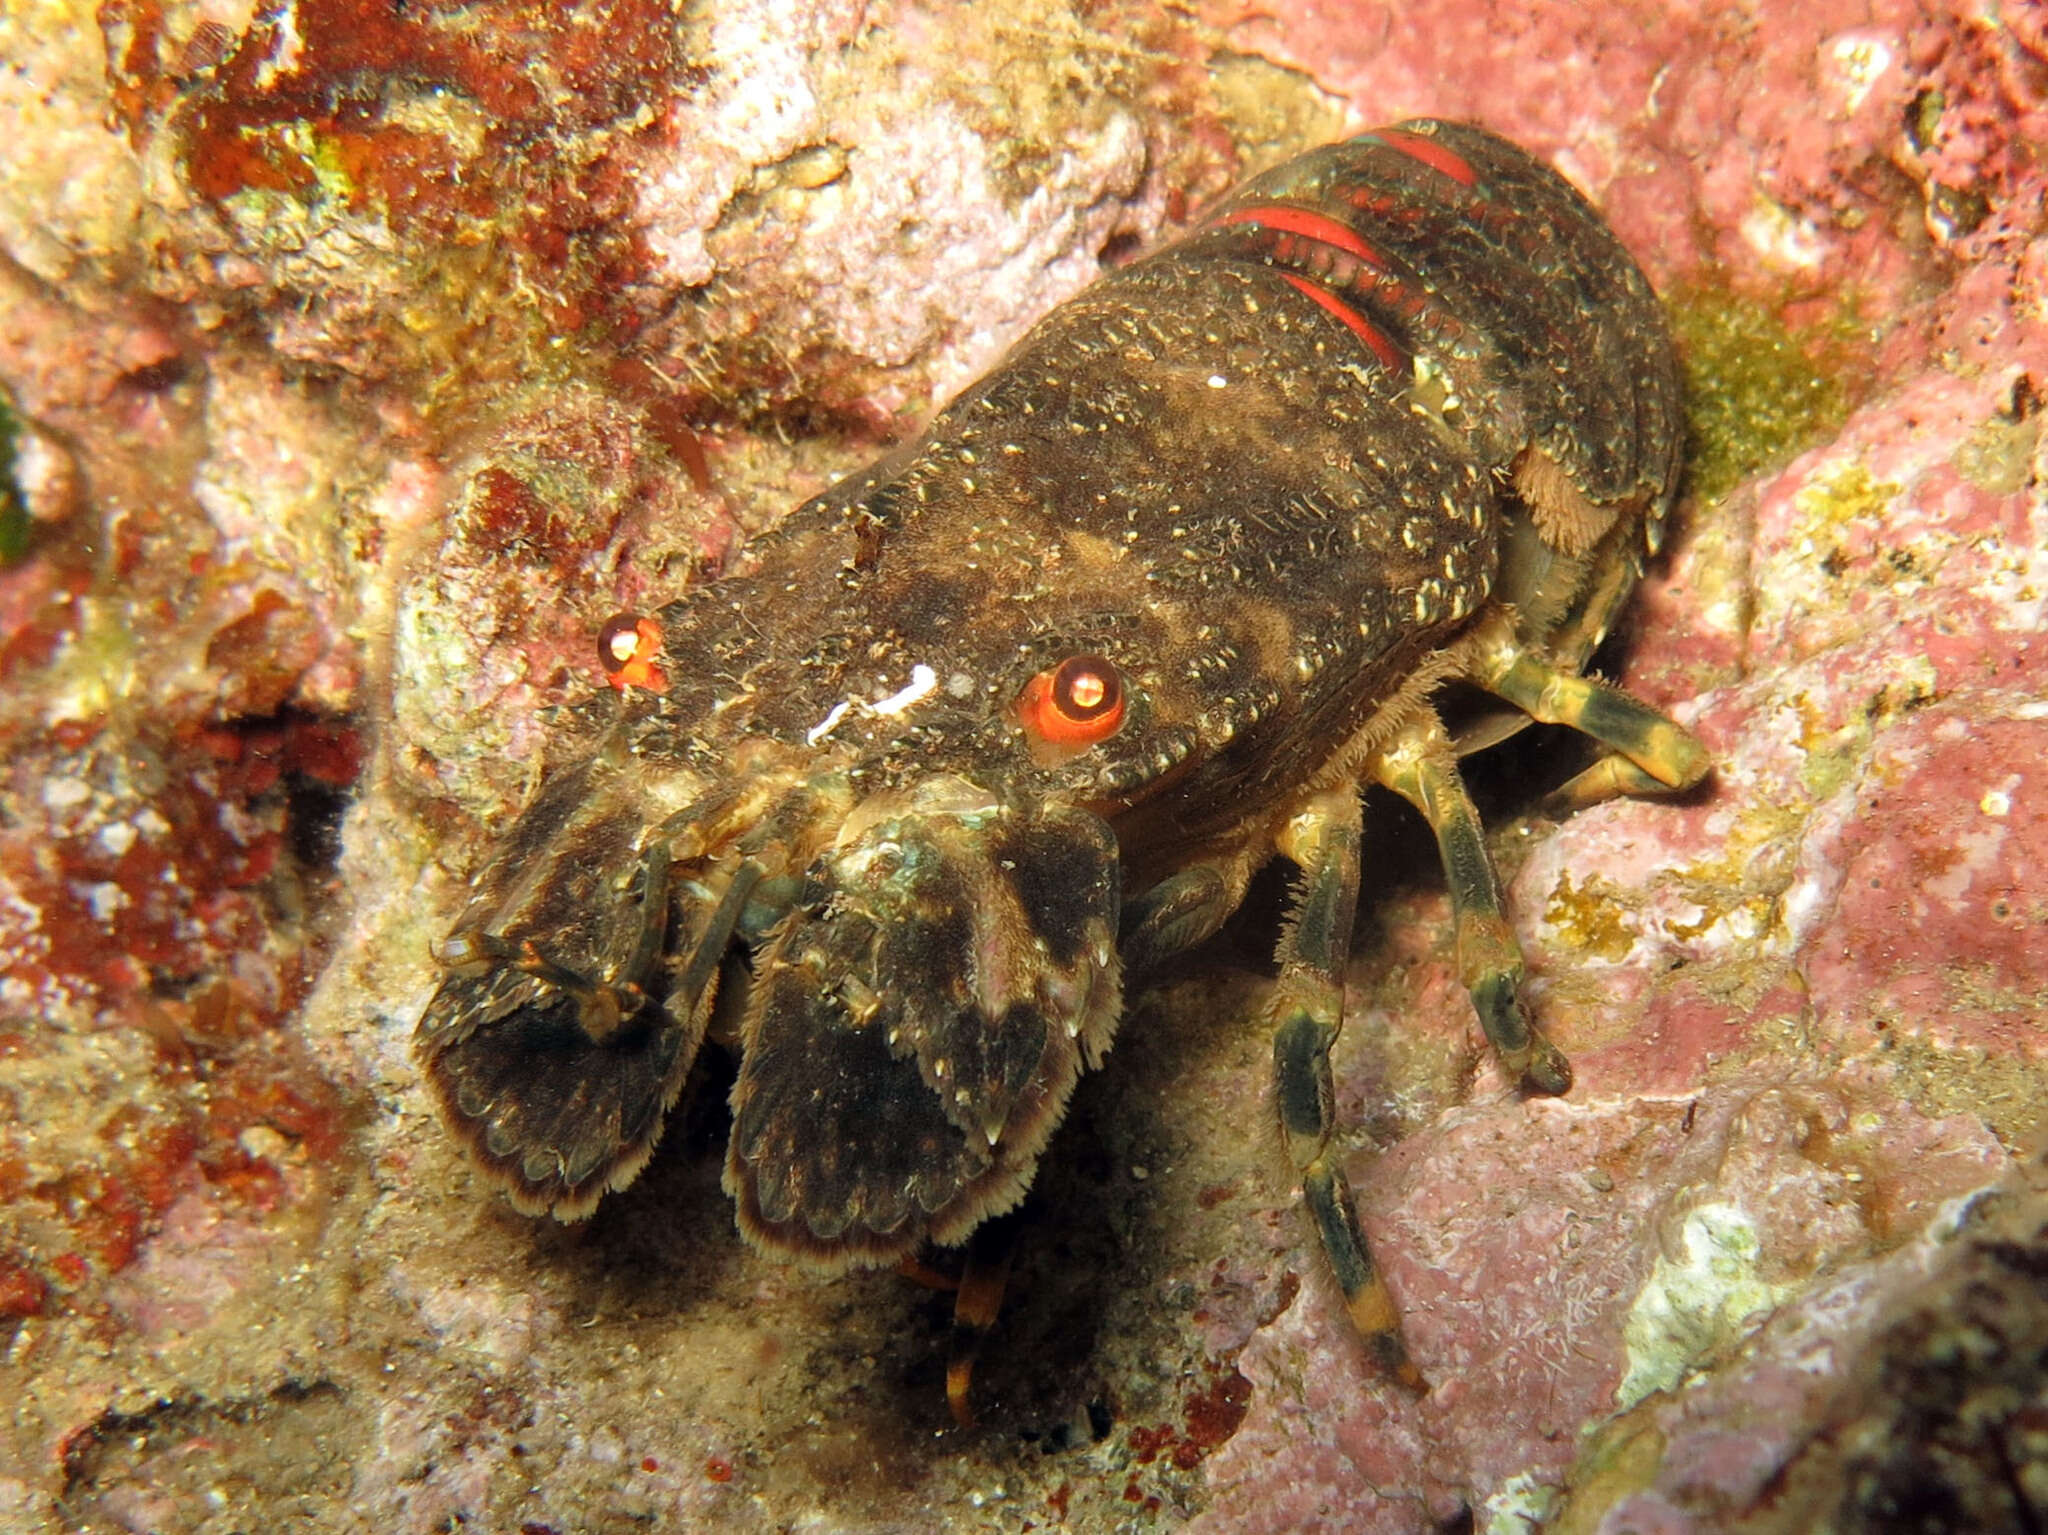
[871,663,939,716]
[805,701,852,746]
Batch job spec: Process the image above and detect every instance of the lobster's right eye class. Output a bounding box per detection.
[597,613,668,694]
[1017,654,1126,747]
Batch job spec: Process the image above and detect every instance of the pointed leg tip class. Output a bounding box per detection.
[1344,1274,1427,1393]
[946,1358,979,1429]
[1521,1048,1573,1096]
[1364,1330,1427,1395]
[1541,760,1629,816]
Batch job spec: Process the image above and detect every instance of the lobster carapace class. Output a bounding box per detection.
[416,118,1707,1406]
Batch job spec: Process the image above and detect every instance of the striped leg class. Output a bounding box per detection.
[1470,642,1710,812]
[944,1208,1023,1429]
[1374,709,1572,1096]
[1119,860,1248,978]
[1268,789,1413,1379]
[925,860,1253,1424]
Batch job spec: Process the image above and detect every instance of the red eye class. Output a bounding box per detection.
[597,612,668,694]
[1017,654,1126,746]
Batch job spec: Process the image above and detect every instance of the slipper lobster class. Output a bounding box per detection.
[415,119,1706,1400]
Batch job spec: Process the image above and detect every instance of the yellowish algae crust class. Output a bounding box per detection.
[1542,871,1641,962]
[1788,459,1904,551]
[1876,1030,2048,1153]
[1954,405,2041,495]
[1207,52,1349,166]
[1550,1418,1669,1535]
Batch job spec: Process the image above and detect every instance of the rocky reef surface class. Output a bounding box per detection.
[2,1,2045,1531]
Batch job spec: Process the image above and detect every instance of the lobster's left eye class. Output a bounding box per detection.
[597,612,668,693]
[1017,654,1126,747]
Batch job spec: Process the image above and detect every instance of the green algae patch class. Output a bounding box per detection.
[1482,1471,1565,1535]
[1670,287,1856,507]
[0,391,27,565]
[1616,1200,1799,1409]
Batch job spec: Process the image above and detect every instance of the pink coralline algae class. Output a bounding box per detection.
[2,0,2047,1531]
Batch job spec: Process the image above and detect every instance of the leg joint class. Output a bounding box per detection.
[1273,1010,1335,1147]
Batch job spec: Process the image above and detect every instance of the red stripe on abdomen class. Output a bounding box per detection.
[1374,129,1480,188]
[1217,204,1391,269]
[1276,271,1407,370]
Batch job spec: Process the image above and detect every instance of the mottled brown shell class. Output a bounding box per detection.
[416,119,1682,1273]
